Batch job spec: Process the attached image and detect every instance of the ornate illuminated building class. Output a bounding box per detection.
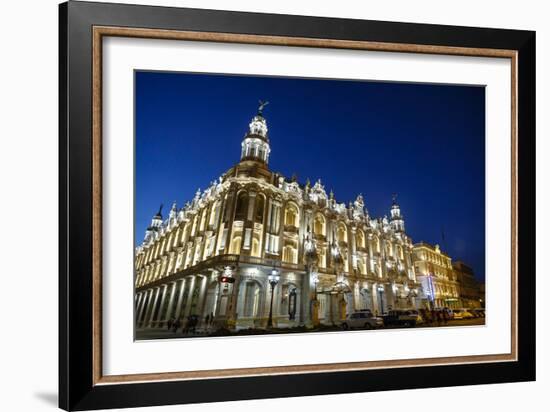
[134,103,424,332]
[412,242,460,309]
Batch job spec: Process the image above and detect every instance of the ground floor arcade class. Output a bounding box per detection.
[135,262,422,333]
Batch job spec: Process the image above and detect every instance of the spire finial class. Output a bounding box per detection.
[258,100,269,115]
[155,203,163,217]
[392,193,398,205]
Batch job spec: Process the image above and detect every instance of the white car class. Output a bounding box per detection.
[341,311,384,330]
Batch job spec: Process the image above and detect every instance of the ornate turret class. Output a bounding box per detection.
[169,201,177,220]
[240,100,271,164]
[144,204,164,243]
[390,194,405,232]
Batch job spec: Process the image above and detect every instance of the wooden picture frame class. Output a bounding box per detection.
[59,1,535,410]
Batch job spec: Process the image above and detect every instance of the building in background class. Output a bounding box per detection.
[453,261,483,309]
[412,242,460,309]
[134,104,423,332]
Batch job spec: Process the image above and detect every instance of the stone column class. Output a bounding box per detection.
[143,289,155,325]
[174,278,187,320]
[136,290,149,327]
[372,284,380,316]
[135,292,143,313]
[183,276,197,318]
[350,227,357,271]
[139,292,149,317]
[264,197,273,254]
[196,276,208,323]
[381,240,388,278]
[165,282,178,321]
[155,284,169,327]
[300,266,314,327]
[223,190,237,255]
[226,273,242,328]
[212,196,225,253]
[146,287,161,328]
[367,235,374,276]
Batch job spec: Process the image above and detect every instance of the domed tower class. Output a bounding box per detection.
[240,100,271,165]
[390,194,405,233]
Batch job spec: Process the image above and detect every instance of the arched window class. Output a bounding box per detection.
[318,247,326,268]
[284,203,299,227]
[356,230,365,248]
[373,236,380,253]
[283,245,297,263]
[255,195,265,223]
[199,208,207,231]
[234,192,248,221]
[230,236,242,255]
[397,245,404,259]
[385,242,392,257]
[209,201,219,226]
[251,238,260,257]
[359,258,367,275]
[314,214,326,236]
[337,223,347,243]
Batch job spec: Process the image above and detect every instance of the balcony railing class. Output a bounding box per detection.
[137,253,305,291]
[283,224,299,234]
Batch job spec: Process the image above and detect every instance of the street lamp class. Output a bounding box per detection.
[311,271,319,300]
[267,267,280,328]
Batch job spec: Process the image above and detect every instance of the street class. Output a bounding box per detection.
[135,317,485,340]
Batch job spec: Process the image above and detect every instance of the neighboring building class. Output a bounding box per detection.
[134,104,422,331]
[412,242,460,309]
[453,261,483,309]
[479,283,485,308]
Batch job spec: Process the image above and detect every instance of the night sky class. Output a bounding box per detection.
[135,71,486,281]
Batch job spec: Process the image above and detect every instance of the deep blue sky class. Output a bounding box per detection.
[135,71,485,281]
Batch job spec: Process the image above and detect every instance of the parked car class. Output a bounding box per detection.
[461,309,475,319]
[382,310,418,327]
[472,308,486,318]
[404,309,424,325]
[341,311,384,330]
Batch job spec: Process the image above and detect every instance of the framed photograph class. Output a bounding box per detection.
[59,1,535,410]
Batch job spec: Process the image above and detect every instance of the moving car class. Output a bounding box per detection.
[341,311,384,330]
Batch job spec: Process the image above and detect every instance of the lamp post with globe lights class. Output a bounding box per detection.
[267,267,280,328]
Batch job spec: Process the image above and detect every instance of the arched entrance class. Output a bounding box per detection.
[236,278,264,328]
[318,282,351,325]
[203,281,219,320]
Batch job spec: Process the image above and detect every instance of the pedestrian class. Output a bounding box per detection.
[205,313,210,327]
[210,312,214,325]
[173,317,181,333]
[443,310,449,325]
[167,317,174,330]
[182,316,190,335]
